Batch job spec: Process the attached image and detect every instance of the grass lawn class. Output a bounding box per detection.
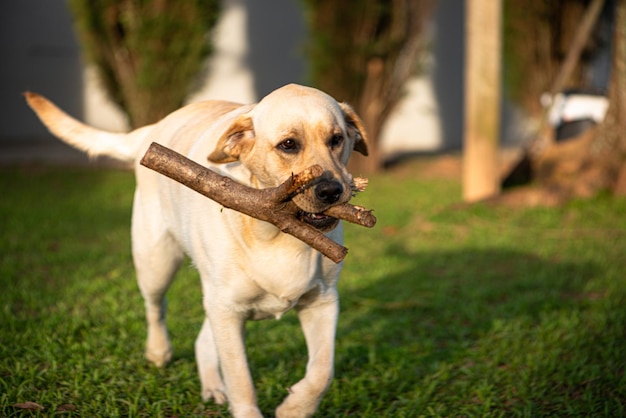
[1,159,625,417]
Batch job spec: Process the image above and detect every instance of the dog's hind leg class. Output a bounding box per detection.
[134,233,183,367]
[132,200,184,367]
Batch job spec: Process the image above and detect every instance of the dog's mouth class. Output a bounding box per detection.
[297,211,339,232]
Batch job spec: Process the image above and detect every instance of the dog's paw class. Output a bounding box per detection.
[230,404,264,418]
[145,346,172,368]
[145,329,173,367]
[276,379,328,418]
[201,385,227,405]
[275,391,318,418]
[276,402,314,418]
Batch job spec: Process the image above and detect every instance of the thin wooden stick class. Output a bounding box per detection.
[140,142,376,263]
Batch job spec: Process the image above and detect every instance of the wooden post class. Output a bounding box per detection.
[463,0,502,202]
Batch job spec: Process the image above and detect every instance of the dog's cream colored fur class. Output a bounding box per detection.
[26,84,368,418]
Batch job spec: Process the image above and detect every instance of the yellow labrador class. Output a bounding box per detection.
[26,84,368,418]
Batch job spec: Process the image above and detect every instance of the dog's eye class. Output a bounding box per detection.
[277,138,299,153]
[329,134,344,149]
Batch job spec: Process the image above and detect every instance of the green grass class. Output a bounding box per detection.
[1,161,625,417]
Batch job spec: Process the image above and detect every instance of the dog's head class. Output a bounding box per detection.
[208,84,369,231]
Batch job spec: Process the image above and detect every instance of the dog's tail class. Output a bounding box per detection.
[24,92,146,163]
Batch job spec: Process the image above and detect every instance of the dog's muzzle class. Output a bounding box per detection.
[295,179,344,231]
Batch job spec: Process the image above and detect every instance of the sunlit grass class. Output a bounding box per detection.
[1,162,625,417]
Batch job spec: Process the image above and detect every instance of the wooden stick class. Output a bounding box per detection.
[140,142,376,263]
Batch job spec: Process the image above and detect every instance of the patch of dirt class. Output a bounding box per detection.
[384,148,574,208]
[387,148,523,181]
[386,153,462,180]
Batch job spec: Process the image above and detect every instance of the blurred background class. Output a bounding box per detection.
[2,3,625,415]
[1,0,624,202]
[0,0,478,163]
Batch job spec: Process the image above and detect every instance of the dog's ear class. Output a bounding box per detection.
[208,114,255,163]
[339,103,369,156]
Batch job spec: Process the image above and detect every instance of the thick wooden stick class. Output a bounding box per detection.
[140,142,376,263]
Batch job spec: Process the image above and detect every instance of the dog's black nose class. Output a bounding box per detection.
[315,181,343,204]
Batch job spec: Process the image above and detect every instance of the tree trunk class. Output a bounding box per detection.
[613,0,626,196]
[349,57,385,174]
[533,0,626,200]
[463,0,502,202]
[304,0,435,174]
[587,0,626,195]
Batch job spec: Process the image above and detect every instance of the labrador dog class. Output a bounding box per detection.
[26,84,368,418]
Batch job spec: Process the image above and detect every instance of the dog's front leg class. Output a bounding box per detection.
[207,305,263,418]
[276,294,339,418]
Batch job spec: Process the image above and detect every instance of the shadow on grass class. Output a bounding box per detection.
[327,246,612,414]
[341,246,597,343]
[1,167,135,319]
